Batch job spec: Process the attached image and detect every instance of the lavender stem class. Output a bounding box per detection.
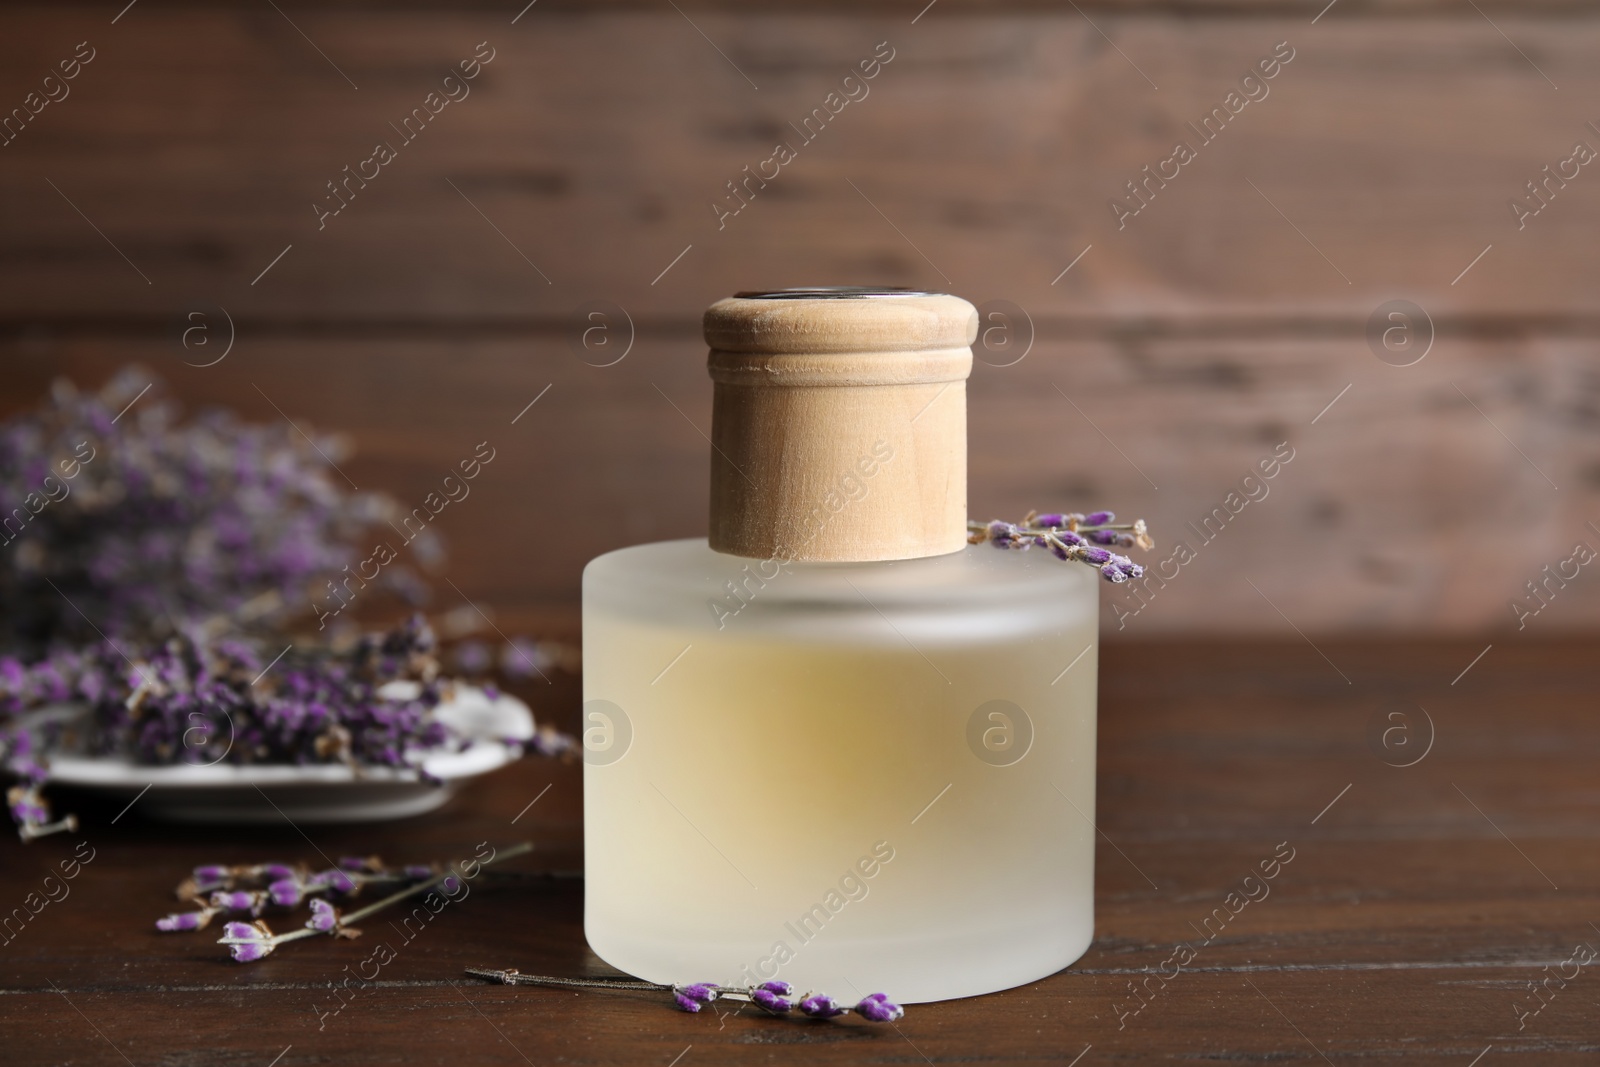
[340,841,534,927]
[466,969,668,992]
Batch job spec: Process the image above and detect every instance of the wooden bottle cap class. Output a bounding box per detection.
[704,287,978,562]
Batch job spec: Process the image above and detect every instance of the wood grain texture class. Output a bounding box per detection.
[0,8,1595,320]
[706,291,976,561]
[2,4,1599,633]
[2,639,1596,1063]
[6,329,1595,633]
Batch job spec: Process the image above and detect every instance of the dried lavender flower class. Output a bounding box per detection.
[799,993,845,1018]
[854,993,905,1022]
[968,510,1153,583]
[190,866,233,893]
[5,783,76,841]
[465,970,903,1025]
[984,520,1018,548]
[268,879,305,909]
[309,870,358,895]
[218,920,277,962]
[673,983,719,1013]
[208,890,267,916]
[751,987,793,1013]
[306,898,341,933]
[155,906,218,932]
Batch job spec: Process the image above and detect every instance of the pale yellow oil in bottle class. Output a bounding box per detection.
[583,540,1098,1003]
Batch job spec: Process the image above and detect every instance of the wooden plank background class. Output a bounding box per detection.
[3,1,1598,634]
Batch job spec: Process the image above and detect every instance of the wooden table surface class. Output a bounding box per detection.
[2,637,1596,1065]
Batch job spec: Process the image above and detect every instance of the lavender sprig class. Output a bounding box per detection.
[969,510,1153,583]
[464,969,904,1023]
[6,782,77,841]
[210,842,533,962]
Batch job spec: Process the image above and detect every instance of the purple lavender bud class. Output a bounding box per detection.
[268,879,304,908]
[453,640,492,675]
[752,988,793,1013]
[759,981,794,996]
[672,983,718,1012]
[799,994,844,1018]
[310,869,356,894]
[1087,529,1120,545]
[854,993,905,1022]
[1082,547,1113,565]
[230,941,271,962]
[306,898,339,933]
[1055,530,1085,546]
[218,921,275,962]
[1118,559,1144,579]
[192,865,231,892]
[337,856,374,873]
[259,864,297,883]
[1100,563,1129,583]
[1035,513,1066,527]
[1050,541,1069,561]
[985,520,1016,547]
[402,865,434,880]
[156,909,213,932]
[10,797,47,823]
[1083,510,1114,526]
[500,637,546,680]
[208,891,260,914]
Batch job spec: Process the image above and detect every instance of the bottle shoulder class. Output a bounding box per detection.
[584,538,1096,639]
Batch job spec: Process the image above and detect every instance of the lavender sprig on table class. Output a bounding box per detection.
[464,969,905,1023]
[969,510,1153,583]
[150,843,533,960]
[156,846,569,940]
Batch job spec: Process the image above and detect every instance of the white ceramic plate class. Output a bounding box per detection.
[42,684,534,824]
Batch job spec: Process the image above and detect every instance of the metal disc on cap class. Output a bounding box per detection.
[704,290,977,357]
[733,287,943,299]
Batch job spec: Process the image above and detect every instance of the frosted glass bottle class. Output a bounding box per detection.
[582,289,1101,1003]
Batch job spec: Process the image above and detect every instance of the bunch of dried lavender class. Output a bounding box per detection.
[0,368,434,652]
[151,843,534,959]
[0,370,580,840]
[969,510,1153,583]
[465,969,905,1023]
[0,616,578,840]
